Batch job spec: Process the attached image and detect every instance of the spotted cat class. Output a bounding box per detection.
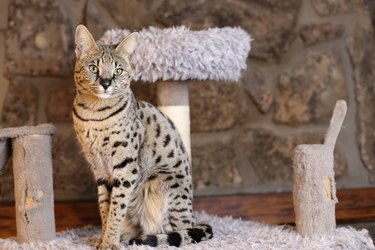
[72,24,213,250]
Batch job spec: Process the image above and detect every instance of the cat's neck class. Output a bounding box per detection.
[75,90,134,111]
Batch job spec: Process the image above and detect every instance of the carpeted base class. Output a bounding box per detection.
[1,212,374,250]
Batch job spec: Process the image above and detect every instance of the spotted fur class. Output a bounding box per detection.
[73,25,212,250]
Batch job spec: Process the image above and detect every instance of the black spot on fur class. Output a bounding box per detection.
[167,150,174,158]
[182,219,191,224]
[152,114,157,121]
[170,183,180,189]
[180,142,185,153]
[132,168,138,174]
[140,111,144,119]
[167,117,176,130]
[187,228,206,243]
[139,235,158,247]
[112,178,121,188]
[147,117,151,124]
[176,174,185,179]
[181,195,188,199]
[123,181,131,188]
[156,124,161,137]
[164,134,171,147]
[103,136,109,141]
[113,157,134,169]
[133,132,138,138]
[165,176,173,181]
[173,160,182,168]
[120,203,126,209]
[155,155,162,164]
[167,232,182,247]
[148,174,158,181]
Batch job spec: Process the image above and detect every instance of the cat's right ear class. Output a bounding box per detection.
[75,24,99,58]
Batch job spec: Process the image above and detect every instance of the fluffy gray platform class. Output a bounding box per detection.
[1,212,373,250]
[98,26,251,82]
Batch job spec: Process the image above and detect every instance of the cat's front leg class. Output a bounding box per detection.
[96,178,111,240]
[99,157,140,250]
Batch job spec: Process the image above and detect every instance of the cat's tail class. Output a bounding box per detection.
[129,223,213,247]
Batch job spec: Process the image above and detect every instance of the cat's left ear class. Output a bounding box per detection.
[75,24,99,58]
[115,32,139,57]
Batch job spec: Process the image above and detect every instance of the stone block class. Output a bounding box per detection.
[1,79,37,127]
[189,81,243,132]
[86,0,119,38]
[52,129,96,200]
[241,127,347,183]
[47,88,75,123]
[242,67,274,114]
[346,16,375,181]
[6,0,73,76]
[155,0,301,62]
[311,0,367,16]
[99,0,162,30]
[274,50,347,125]
[192,135,241,189]
[299,23,344,46]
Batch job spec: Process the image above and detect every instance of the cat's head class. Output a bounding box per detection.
[74,24,138,99]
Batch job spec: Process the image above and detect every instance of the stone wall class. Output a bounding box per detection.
[0,0,375,201]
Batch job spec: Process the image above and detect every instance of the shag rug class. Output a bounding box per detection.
[1,212,373,250]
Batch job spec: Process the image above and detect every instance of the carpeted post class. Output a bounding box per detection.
[157,81,191,160]
[293,100,347,236]
[0,124,56,243]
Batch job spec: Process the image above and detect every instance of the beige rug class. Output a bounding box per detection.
[0,212,374,250]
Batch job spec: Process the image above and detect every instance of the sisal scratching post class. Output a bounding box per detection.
[0,124,56,243]
[293,100,347,236]
[99,26,251,161]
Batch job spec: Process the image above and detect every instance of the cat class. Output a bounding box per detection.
[72,24,213,250]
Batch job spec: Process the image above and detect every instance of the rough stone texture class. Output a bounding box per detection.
[242,67,274,114]
[311,0,367,16]
[6,0,73,76]
[52,130,96,200]
[189,81,243,132]
[155,0,301,62]
[346,16,375,181]
[99,0,162,30]
[192,136,241,189]
[241,127,347,183]
[0,0,8,30]
[1,79,37,127]
[86,0,119,38]
[274,50,348,125]
[47,88,75,123]
[299,23,344,46]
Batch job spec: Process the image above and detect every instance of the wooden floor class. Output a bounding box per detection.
[1,188,375,238]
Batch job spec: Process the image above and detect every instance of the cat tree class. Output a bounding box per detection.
[98,26,252,158]
[0,124,56,243]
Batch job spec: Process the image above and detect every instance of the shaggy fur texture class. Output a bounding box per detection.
[1,212,373,250]
[98,26,251,82]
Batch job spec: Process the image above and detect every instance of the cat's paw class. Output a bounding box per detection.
[97,242,120,250]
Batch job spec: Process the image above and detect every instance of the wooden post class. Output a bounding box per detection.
[0,139,10,171]
[156,81,191,160]
[0,124,56,243]
[293,100,347,236]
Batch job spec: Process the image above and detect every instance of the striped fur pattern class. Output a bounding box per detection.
[73,25,212,250]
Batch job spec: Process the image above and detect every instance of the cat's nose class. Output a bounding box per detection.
[99,78,112,90]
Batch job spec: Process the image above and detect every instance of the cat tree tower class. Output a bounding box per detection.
[98,26,252,159]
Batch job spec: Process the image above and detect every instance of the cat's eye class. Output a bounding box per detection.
[89,65,99,74]
[114,68,124,76]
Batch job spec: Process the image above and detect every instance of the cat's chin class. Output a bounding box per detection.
[96,93,112,99]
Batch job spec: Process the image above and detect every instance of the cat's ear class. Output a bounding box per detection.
[115,32,139,57]
[75,24,99,58]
